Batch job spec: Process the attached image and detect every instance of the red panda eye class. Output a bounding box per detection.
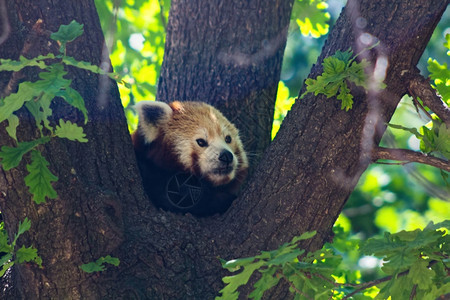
[196,138,208,147]
[225,135,232,143]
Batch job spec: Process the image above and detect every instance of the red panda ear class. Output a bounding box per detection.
[135,101,173,143]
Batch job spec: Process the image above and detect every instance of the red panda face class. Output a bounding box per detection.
[134,101,248,187]
[176,122,239,186]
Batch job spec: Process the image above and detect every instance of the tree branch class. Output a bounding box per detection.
[409,74,450,127]
[372,147,450,173]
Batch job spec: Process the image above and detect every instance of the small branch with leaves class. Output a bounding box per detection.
[0,21,126,204]
[217,221,450,300]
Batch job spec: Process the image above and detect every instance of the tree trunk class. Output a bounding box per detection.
[0,0,147,298]
[0,0,447,299]
[158,0,295,169]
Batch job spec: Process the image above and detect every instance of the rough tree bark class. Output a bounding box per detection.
[158,0,295,168]
[0,0,448,299]
[0,0,147,298]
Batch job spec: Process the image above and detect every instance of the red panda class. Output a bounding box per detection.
[132,101,248,216]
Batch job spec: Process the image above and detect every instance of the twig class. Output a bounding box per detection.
[372,146,450,173]
[409,284,417,300]
[158,0,167,31]
[342,269,408,300]
[409,74,450,127]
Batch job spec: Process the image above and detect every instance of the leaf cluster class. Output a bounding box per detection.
[388,119,450,161]
[0,21,95,204]
[360,221,450,299]
[80,255,120,273]
[216,231,344,300]
[0,218,42,277]
[300,49,371,111]
[217,221,450,299]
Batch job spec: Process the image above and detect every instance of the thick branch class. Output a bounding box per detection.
[409,74,450,127]
[372,146,450,172]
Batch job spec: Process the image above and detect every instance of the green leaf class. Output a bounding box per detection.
[56,87,88,123]
[0,54,54,72]
[347,59,369,88]
[24,150,58,204]
[267,249,305,266]
[0,253,13,268]
[14,217,31,245]
[0,137,50,170]
[434,123,450,159]
[97,255,120,267]
[54,119,88,142]
[0,260,14,277]
[249,267,280,300]
[62,56,125,84]
[62,56,105,74]
[333,50,353,64]
[25,92,54,131]
[80,255,120,273]
[80,261,106,273]
[15,245,42,267]
[0,81,39,124]
[222,256,258,271]
[337,83,353,111]
[323,56,346,75]
[50,20,84,44]
[407,259,435,291]
[294,231,317,242]
[427,58,450,104]
[5,114,19,142]
[35,64,71,95]
[0,229,11,253]
[216,260,266,300]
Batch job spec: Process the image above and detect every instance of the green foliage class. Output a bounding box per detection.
[0,20,102,204]
[216,231,344,300]
[292,0,330,38]
[427,34,450,104]
[272,81,296,139]
[94,0,169,131]
[218,223,450,299]
[0,218,42,277]
[300,49,371,111]
[80,255,120,273]
[361,221,450,299]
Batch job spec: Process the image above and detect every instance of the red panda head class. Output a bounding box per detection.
[134,101,248,187]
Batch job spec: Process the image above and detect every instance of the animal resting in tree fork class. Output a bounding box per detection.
[132,100,248,216]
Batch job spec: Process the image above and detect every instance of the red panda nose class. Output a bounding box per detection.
[219,150,233,164]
